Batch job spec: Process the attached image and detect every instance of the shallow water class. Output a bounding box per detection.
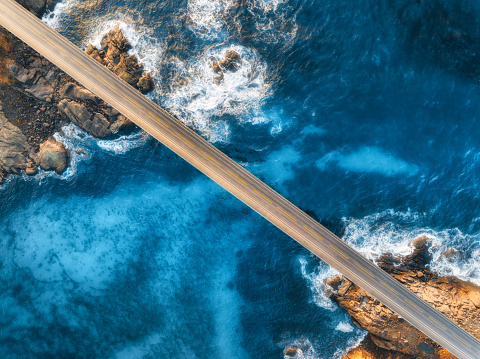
[2,0,480,357]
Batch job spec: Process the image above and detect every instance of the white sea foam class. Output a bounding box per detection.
[316,146,419,176]
[42,0,79,28]
[335,321,354,333]
[299,257,339,311]
[162,45,271,142]
[341,209,480,285]
[85,18,163,77]
[187,0,236,40]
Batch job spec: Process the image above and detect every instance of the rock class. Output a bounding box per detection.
[284,346,298,357]
[37,139,68,174]
[58,99,92,126]
[83,113,111,138]
[441,248,460,262]
[219,50,242,72]
[332,236,480,359]
[110,115,134,134]
[86,27,154,93]
[25,166,37,175]
[24,77,54,102]
[0,111,33,177]
[137,74,154,93]
[60,83,97,102]
[402,236,432,268]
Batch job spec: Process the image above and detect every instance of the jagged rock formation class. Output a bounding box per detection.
[85,26,154,93]
[325,237,480,359]
[211,50,242,85]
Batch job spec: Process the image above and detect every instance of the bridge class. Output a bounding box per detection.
[1,0,479,357]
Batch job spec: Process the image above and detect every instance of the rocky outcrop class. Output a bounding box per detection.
[0,22,151,181]
[211,50,242,85]
[85,27,154,94]
[326,237,480,359]
[0,108,35,181]
[37,139,68,174]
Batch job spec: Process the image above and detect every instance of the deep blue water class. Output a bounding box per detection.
[2,0,480,357]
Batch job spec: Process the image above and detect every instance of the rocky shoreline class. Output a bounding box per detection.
[328,237,480,359]
[0,0,153,183]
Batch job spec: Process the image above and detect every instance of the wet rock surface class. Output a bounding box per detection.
[85,26,155,94]
[211,50,242,85]
[328,237,480,359]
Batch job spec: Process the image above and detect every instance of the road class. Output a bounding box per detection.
[1,0,480,357]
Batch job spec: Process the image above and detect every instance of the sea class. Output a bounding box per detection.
[1,0,480,357]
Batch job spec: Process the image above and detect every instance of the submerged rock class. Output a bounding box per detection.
[330,237,480,358]
[37,139,68,174]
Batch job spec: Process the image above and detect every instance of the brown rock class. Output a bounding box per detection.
[137,74,154,93]
[60,83,97,102]
[284,346,298,357]
[219,50,242,72]
[25,166,37,175]
[58,99,92,126]
[332,237,480,359]
[37,139,68,174]
[110,115,134,134]
[0,110,34,176]
[83,113,111,138]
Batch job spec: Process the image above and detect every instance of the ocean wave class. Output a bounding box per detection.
[187,0,236,40]
[41,0,79,28]
[341,209,480,285]
[299,257,338,311]
[160,45,271,142]
[247,0,299,48]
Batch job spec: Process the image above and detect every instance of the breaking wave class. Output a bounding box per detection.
[160,45,271,142]
[341,210,480,285]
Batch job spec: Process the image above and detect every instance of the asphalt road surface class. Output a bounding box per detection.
[1,1,479,357]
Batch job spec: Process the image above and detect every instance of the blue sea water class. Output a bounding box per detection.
[2,0,480,357]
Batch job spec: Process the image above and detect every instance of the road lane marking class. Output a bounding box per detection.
[380,281,398,295]
[46,38,66,53]
[148,112,168,128]
[303,226,324,241]
[227,171,247,185]
[22,20,40,35]
[329,245,349,259]
[452,334,471,348]
[254,189,272,203]
[0,4,13,15]
[355,263,374,277]
[276,207,297,222]
[428,316,446,331]
[175,132,194,147]
[404,299,423,313]
[71,57,91,71]
[201,151,221,166]
[96,75,116,90]
[122,94,141,109]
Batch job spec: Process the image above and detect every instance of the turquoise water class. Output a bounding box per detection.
[2,0,480,357]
